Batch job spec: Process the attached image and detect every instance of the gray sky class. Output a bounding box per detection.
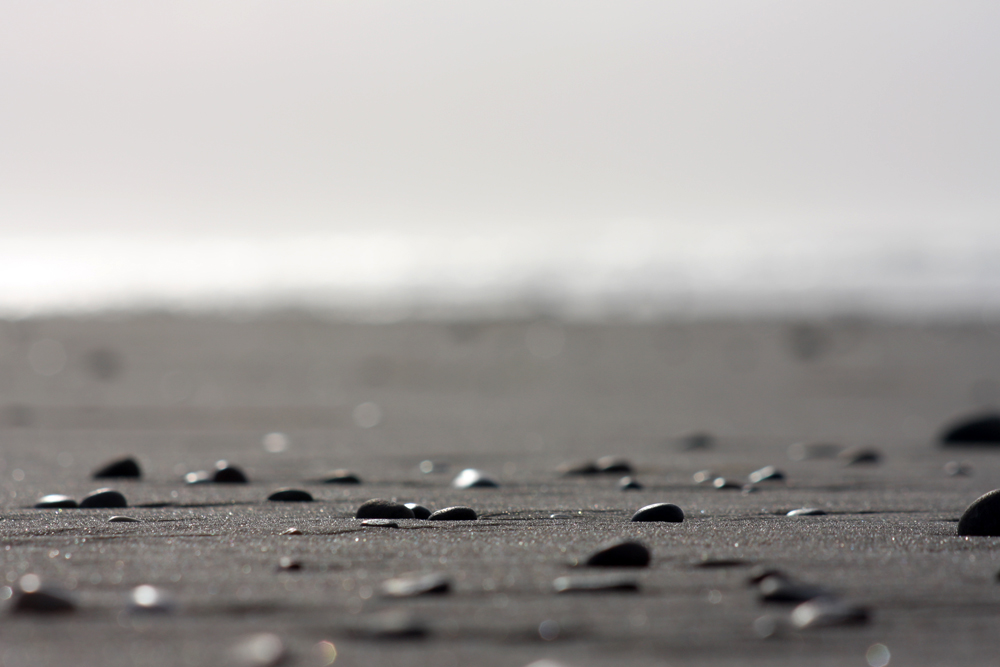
[2,1,999,235]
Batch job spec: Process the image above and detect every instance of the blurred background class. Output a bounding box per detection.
[1,1,998,319]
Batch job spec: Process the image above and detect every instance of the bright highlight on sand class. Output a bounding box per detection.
[867,643,891,667]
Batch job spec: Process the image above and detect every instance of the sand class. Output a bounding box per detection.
[1,314,1000,666]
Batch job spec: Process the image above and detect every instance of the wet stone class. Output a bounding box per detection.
[404,503,432,519]
[584,540,651,568]
[108,515,140,522]
[791,597,869,629]
[839,447,881,465]
[280,528,302,535]
[631,503,684,523]
[451,468,499,489]
[787,508,826,517]
[321,469,361,484]
[93,456,141,479]
[267,489,313,502]
[213,460,249,483]
[380,572,451,597]
[957,489,1000,536]
[34,494,77,509]
[940,413,1000,445]
[747,465,785,484]
[428,506,477,521]
[618,476,643,490]
[553,573,639,593]
[356,499,415,520]
[79,488,127,509]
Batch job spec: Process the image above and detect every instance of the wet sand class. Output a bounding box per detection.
[2,314,1000,666]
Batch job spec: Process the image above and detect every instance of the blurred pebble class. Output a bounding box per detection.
[786,508,826,516]
[428,506,477,521]
[839,447,881,465]
[108,515,140,522]
[11,575,74,614]
[692,470,715,484]
[321,469,361,484]
[550,513,572,519]
[361,519,400,528]
[584,540,651,568]
[278,557,302,571]
[213,460,249,483]
[184,471,212,485]
[280,528,302,536]
[92,456,141,479]
[452,468,499,488]
[787,441,843,461]
[752,615,781,639]
[631,503,684,523]
[944,461,972,476]
[676,431,714,451]
[618,476,643,490]
[350,610,427,639]
[553,573,639,593]
[957,489,1000,536]
[230,633,286,667]
[404,503,431,519]
[34,494,77,509]
[380,572,451,597]
[790,597,869,628]
[747,466,785,484]
[129,584,173,613]
[79,488,127,509]
[557,461,601,475]
[940,412,1000,445]
[694,558,750,568]
[712,478,741,490]
[418,460,449,474]
[356,499,414,519]
[267,489,313,502]
[757,574,830,603]
[596,456,633,473]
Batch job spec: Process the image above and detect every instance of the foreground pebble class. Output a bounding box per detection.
[267,489,313,502]
[940,412,1000,445]
[92,456,141,479]
[584,541,651,567]
[786,508,826,517]
[452,468,499,488]
[404,503,432,519]
[108,515,140,522]
[380,572,451,597]
[34,494,77,509]
[79,488,127,509]
[957,489,1000,536]
[356,499,415,519]
[428,506,477,521]
[631,503,684,522]
[11,575,74,614]
[553,573,639,593]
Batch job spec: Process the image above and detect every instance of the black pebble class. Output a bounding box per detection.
[958,489,1000,536]
[404,503,432,519]
[321,469,362,484]
[13,589,75,614]
[92,457,141,479]
[618,476,643,490]
[747,466,785,484]
[631,503,684,522]
[584,540,651,567]
[428,506,477,521]
[380,572,451,597]
[79,489,127,509]
[34,494,77,509]
[356,499,415,519]
[941,413,1000,445]
[451,468,499,488]
[596,456,633,473]
[786,508,826,517]
[213,461,249,483]
[267,489,313,502]
[839,447,881,465]
[557,461,601,475]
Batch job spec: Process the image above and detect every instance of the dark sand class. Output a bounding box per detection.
[2,315,1000,666]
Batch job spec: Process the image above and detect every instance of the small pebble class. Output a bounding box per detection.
[34,494,77,509]
[350,610,427,639]
[380,572,451,597]
[694,558,750,568]
[786,508,826,517]
[267,489,313,502]
[11,575,74,614]
[584,540,651,568]
[692,470,715,484]
[79,488,127,509]
[940,412,1000,445]
[944,461,972,477]
[280,528,303,535]
[549,513,572,519]
[451,468,499,489]
[428,506,478,521]
[747,466,785,484]
[839,447,881,465]
[787,441,843,461]
[557,461,601,475]
[757,574,830,603]
[108,515,140,522]
[596,456,633,473]
[790,597,869,628]
[712,477,741,490]
[92,456,142,479]
[553,573,639,593]
[129,584,174,613]
[184,470,211,484]
[676,431,714,451]
[630,503,684,523]
[957,489,1000,536]
[230,633,286,667]
[213,460,249,483]
[361,519,399,528]
[618,476,643,490]
[356,499,414,519]
[404,503,432,519]
[278,557,302,571]
[321,469,362,484]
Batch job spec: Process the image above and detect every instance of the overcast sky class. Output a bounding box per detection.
[2,1,999,236]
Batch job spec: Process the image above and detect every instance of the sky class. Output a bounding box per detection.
[0,2,998,314]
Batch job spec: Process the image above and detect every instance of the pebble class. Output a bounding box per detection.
[428,506,478,521]
[108,515,140,522]
[356,499,415,519]
[79,488,127,509]
[790,597,869,628]
[451,468,499,488]
[787,441,843,461]
[278,557,302,571]
[129,584,174,613]
[786,508,826,517]
[692,470,715,484]
[944,461,972,477]
[558,457,633,475]
[213,460,249,483]
[267,489,314,502]
[380,572,451,597]
[757,574,830,603]
[184,470,212,484]
[92,456,141,479]
[321,469,362,484]
[747,466,785,484]
[230,633,286,667]
[280,527,303,535]
[676,431,714,451]
[957,489,1000,536]
[712,477,741,490]
[839,447,881,465]
[34,494,77,509]
[596,456,633,473]
[11,575,74,614]
[630,503,684,523]
[618,476,643,490]
[557,461,601,475]
[940,412,1000,445]
[550,513,572,519]
[553,573,639,593]
[584,540,651,568]
[404,503,432,519]
[361,519,399,528]
[350,610,427,639]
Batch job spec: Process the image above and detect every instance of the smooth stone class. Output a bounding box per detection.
[553,574,639,593]
[747,466,785,484]
[839,447,881,465]
[451,468,499,488]
[790,597,869,628]
[108,515,140,522]
[549,513,572,519]
[787,441,844,461]
[92,456,141,479]
[958,489,1000,536]
[267,489,313,502]
[712,477,741,490]
[321,469,362,484]
[380,572,451,597]
[618,476,643,490]
[34,494,77,509]
[356,499,415,520]
[185,471,212,484]
[945,461,972,476]
[350,610,427,639]
[757,574,829,603]
[230,633,286,667]
[79,488,127,509]
[361,519,399,528]
[692,470,715,484]
[596,456,633,473]
[12,589,76,614]
[584,540,651,568]
[787,508,826,517]
[278,557,302,571]
[404,503,432,519]
[631,503,684,523]
[428,506,477,521]
[129,584,174,613]
[280,528,303,535]
[213,460,249,483]
[940,413,1000,445]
